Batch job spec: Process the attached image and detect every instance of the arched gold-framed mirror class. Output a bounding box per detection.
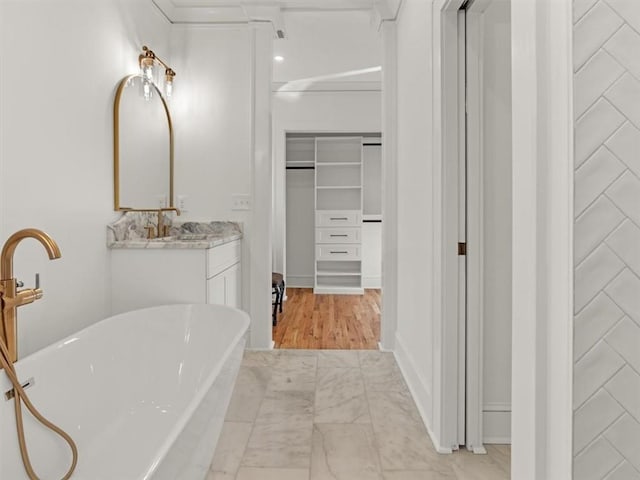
[113,74,174,211]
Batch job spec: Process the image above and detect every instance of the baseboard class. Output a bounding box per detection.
[362,276,382,289]
[393,333,452,454]
[286,275,314,288]
[483,404,511,444]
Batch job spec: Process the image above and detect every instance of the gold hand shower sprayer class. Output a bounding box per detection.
[0,229,77,479]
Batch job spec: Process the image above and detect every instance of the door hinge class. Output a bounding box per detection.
[458,242,467,256]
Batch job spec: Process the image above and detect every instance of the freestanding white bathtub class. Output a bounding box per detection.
[0,304,249,480]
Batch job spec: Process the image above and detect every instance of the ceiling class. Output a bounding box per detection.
[152,0,401,34]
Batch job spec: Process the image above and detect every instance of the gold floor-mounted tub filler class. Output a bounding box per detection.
[0,228,78,480]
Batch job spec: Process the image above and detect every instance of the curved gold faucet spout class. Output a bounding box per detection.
[0,228,61,281]
[0,228,61,364]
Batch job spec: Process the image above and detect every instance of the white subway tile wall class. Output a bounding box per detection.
[574,1,640,477]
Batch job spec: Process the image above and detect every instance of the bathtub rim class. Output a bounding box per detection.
[6,303,250,480]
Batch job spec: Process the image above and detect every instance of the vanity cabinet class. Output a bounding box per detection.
[111,240,241,314]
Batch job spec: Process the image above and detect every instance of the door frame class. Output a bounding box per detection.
[463,0,489,454]
[434,0,574,474]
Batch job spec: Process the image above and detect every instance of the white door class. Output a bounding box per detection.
[465,0,513,449]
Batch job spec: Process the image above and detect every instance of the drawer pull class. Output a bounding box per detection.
[330,234,348,237]
[330,250,349,254]
[330,217,348,220]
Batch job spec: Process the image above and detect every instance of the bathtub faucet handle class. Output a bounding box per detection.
[34,273,43,300]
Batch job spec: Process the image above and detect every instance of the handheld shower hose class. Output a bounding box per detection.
[0,336,77,479]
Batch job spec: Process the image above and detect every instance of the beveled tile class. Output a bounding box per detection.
[315,368,370,424]
[606,25,640,83]
[574,1,624,71]
[575,50,625,118]
[604,414,640,471]
[605,268,640,325]
[605,316,640,372]
[606,0,640,36]
[575,196,625,266]
[310,423,382,480]
[317,350,361,368]
[225,366,272,423]
[236,467,310,480]
[574,292,624,361]
[574,389,624,454]
[605,73,640,131]
[575,99,625,168]
[574,245,625,313]
[574,340,625,409]
[606,366,640,422]
[574,0,599,23]
[574,437,624,480]
[241,419,313,469]
[605,121,640,179]
[210,422,254,476]
[606,171,640,227]
[605,461,640,480]
[574,146,625,216]
[606,220,640,276]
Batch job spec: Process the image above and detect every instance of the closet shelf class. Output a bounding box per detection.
[315,162,361,166]
[317,271,361,277]
[316,185,362,190]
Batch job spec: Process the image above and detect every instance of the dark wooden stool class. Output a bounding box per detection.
[272,272,285,326]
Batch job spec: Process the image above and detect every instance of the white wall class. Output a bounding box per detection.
[477,0,512,444]
[285,168,315,287]
[170,25,252,223]
[391,0,439,447]
[0,0,170,357]
[169,23,272,349]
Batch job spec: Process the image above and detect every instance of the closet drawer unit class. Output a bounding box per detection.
[316,244,361,261]
[207,240,241,279]
[316,227,361,244]
[316,211,362,227]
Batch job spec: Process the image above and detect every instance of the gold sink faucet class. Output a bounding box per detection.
[0,229,61,364]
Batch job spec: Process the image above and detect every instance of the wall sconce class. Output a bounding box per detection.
[139,45,176,99]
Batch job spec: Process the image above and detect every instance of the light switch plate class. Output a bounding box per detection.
[232,194,251,211]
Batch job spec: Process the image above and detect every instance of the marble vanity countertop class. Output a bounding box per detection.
[107,212,242,249]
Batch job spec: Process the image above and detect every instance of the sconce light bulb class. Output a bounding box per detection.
[144,65,154,81]
[143,81,151,101]
[165,81,173,98]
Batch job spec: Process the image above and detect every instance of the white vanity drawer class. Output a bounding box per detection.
[316,211,362,227]
[207,240,241,278]
[315,227,361,244]
[316,244,361,261]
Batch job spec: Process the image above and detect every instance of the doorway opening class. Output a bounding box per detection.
[452,0,513,455]
[275,132,383,349]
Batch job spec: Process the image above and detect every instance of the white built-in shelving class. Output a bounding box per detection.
[314,137,364,294]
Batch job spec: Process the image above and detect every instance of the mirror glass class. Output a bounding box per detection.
[114,74,173,210]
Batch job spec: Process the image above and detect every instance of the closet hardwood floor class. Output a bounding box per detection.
[273,288,381,349]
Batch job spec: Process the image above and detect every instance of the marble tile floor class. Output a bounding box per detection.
[209,350,510,480]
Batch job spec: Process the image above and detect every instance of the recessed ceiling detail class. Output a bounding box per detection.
[152,0,400,36]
